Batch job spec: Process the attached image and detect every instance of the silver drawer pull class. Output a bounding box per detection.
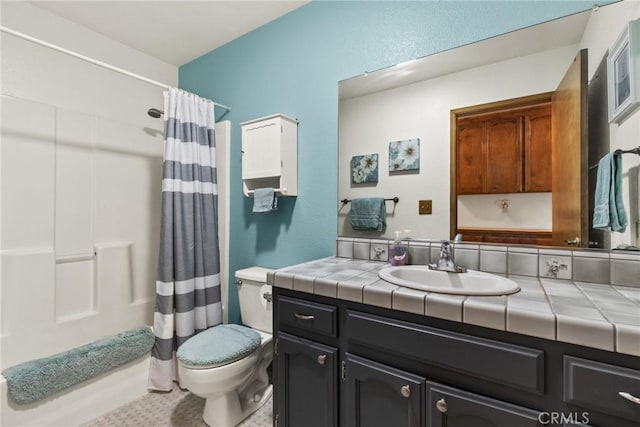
[400,385,411,398]
[436,398,448,413]
[317,354,327,365]
[263,292,272,302]
[294,312,315,321]
[619,392,640,405]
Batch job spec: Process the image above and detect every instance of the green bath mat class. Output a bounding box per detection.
[2,326,154,404]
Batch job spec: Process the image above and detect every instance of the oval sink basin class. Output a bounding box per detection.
[378,266,520,296]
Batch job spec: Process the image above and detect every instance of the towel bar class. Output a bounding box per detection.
[246,188,287,196]
[341,197,399,205]
[589,146,639,170]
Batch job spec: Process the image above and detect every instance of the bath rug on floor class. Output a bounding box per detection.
[1,326,154,404]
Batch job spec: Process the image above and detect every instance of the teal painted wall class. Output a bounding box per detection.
[179,1,596,324]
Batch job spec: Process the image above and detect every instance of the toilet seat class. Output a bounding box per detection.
[177,324,261,369]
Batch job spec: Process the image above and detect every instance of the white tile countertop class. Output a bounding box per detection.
[267,256,640,357]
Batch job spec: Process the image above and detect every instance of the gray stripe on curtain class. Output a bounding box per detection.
[151,325,216,361]
[155,287,221,314]
[163,161,217,184]
[151,338,175,360]
[164,118,215,144]
[157,193,220,282]
[148,88,222,392]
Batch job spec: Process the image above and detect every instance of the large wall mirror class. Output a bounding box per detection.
[338,1,640,250]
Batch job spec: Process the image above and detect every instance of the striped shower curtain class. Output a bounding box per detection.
[148,88,223,391]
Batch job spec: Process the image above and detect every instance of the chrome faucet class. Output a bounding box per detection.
[428,234,467,273]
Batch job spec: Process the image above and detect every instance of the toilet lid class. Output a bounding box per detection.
[176,324,261,369]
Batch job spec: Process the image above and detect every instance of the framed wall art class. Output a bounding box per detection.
[608,19,640,124]
[389,138,420,171]
[351,153,379,183]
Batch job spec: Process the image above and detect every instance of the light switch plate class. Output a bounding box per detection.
[419,200,432,214]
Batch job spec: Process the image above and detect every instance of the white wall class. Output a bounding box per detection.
[0,2,177,425]
[339,45,576,239]
[580,1,640,248]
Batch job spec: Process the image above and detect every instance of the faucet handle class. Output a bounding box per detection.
[453,233,463,243]
[439,240,452,257]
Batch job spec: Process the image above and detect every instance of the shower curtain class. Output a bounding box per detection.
[148,88,222,391]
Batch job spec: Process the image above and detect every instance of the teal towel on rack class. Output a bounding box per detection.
[252,188,278,213]
[350,198,386,231]
[593,152,628,232]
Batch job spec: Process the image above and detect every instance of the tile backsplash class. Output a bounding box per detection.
[335,236,640,287]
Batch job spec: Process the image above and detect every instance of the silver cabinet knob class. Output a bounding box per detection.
[436,398,448,413]
[400,385,411,398]
[317,354,327,365]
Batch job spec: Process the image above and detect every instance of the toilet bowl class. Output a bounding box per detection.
[177,266,274,427]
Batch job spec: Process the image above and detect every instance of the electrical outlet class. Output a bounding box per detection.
[419,200,432,214]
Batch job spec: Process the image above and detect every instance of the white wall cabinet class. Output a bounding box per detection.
[241,114,298,196]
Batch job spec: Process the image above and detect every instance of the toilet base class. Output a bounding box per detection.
[202,384,273,427]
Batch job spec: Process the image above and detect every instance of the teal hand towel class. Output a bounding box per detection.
[350,197,386,231]
[593,152,628,232]
[252,188,278,213]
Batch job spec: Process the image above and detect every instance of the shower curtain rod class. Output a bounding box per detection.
[0,25,232,114]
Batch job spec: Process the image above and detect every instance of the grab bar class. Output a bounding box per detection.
[56,253,96,264]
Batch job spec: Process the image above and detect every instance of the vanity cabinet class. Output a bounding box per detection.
[456,104,551,195]
[273,288,640,427]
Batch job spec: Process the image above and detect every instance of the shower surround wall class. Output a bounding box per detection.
[0,2,177,425]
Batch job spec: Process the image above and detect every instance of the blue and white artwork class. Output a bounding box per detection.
[389,138,420,171]
[351,153,379,184]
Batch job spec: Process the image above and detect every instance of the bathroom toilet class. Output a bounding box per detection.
[177,266,274,427]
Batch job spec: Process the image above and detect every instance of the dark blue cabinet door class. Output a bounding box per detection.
[427,381,542,427]
[346,353,426,427]
[275,332,337,427]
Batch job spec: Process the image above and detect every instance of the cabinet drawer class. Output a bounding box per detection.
[278,296,337,337]
[564,356,640,422]
[346,310,544,394]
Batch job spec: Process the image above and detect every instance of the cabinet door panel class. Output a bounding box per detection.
[275,333,337,427]
[485,116,522,193]
[457,119,485,194]
[427,382,541,427]
[525,107,552,192]
[241,118,281,179]
[346,353,426,427]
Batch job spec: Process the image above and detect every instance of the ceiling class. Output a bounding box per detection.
[29,1,309,66]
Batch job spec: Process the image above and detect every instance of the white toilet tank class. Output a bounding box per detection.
[235,266,273,334]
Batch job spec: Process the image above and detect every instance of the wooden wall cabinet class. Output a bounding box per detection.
[456,105,551,195]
